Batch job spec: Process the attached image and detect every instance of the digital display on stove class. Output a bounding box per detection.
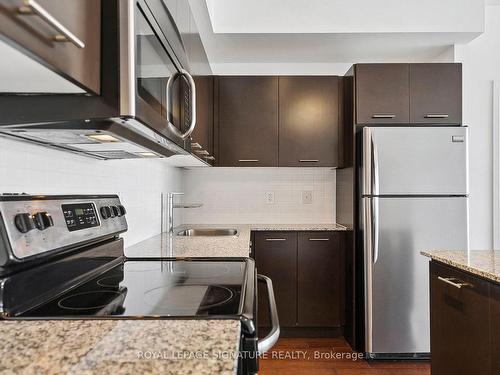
[62,203,100,232]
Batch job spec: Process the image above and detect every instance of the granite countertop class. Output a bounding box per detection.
[421,250,500,283]
[0,319,240,375]
[125,223,348,258]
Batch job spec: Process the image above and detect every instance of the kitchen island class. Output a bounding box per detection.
[0,320,240,375]
[422,250,500,375]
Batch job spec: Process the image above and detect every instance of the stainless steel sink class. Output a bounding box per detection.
[176,228,239,237]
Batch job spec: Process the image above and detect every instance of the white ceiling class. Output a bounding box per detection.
[188,0,486,75]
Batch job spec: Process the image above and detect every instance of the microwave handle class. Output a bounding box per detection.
[166,69,197,140]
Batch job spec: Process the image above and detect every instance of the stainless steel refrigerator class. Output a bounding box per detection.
[361,126,469,358]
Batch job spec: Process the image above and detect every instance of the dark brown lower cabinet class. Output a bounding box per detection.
[430,261,492,375]
[254,232,297,328]
[254,230,345,334]
[492,284,500,374]
[297,232,343,327]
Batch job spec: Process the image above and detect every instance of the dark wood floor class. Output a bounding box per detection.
[260,338,430,375]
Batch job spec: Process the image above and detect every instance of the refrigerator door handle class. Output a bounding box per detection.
[363,197,374,353]
[372,197,379,264]
[362,127,380,196]
[372,134,380,196]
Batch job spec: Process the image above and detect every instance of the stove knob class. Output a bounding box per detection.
[117,205,126,216]
[111,206,119,217]
[33,212,54,231]
[14,213,36,233]
[100,206,111,219]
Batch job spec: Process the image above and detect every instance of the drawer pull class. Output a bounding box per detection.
[425,114,449,118]
[309,238,330,241]
[18,0,86,49]
[299,160,319,163]
[238,159,259,162]
[265,238,286,241]
[372,114,395,119]
[204,155,215,161]
[438,276,472,289]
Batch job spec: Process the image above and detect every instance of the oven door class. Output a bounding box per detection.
[120,0,196,150]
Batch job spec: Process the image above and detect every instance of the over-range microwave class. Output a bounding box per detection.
[0,0,199,160]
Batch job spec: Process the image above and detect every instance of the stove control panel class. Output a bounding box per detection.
[0,195,127,266]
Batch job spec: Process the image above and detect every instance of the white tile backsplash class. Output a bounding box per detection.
[182,167,336,224]
[0,137,183,246]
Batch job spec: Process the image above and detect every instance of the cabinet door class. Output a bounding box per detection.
[430,261,491,375]
[254,232,297,328]
[0,0,101,94]
[278,76,339,167]
[355,64,409,124]
[191,76,214,163]
[218,76,278,167]
[297,232,342,327]
[492,283,500,375]
[410,64,462,124]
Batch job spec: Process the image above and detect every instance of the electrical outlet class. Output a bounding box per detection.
[302,190,313,204]
[265,191,275,204]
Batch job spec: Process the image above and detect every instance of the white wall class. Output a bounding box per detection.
[0,137,184,246]
[454,5,500,249]
[182,168,336,224]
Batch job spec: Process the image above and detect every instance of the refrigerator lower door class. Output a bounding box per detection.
[362,126,468,196]
[363,196,469,357]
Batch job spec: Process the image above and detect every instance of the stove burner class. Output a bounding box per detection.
[57,291,124,311]
[143,284,234,311]
[96,276,122,288]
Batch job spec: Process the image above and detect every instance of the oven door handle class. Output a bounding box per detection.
[257,274,280,354]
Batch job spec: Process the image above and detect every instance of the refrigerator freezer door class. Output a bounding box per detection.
[362,127,468,196]
[363,196,469,355]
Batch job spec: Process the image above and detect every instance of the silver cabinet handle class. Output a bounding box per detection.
[438,276,472,289]
[204,155,215,161]
[18,0,85,48]
[257,274,280,354]
[299,160,319,163]
[372,114,395,119]
[309,238,329,241]
[194,149,209,156]
[191,142,202,149]
[238,159,259,162]
[265,238,286,241]
[166,69,196,140]
[425,114,449,118]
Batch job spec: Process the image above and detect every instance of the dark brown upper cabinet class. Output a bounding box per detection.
[191,76,214,164]
[355,64,410,124]
[0,0,101,94]
[278,76,340,167]
[410,63,462,124]
[297,232,343,327]
[217,76,279,167]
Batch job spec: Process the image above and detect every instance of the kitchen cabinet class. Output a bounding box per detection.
[254,230,346,333]
[430,261,492,375]
[297,232,343,326]
[217,76,279,167]
[278,76,340,167]
[354,63,462,125]
[0,0,101,94]
[492,284,500,374]
[254,232,297,328]
[355,64,410,124]
[410,63,462,124]
[191,76,214,163]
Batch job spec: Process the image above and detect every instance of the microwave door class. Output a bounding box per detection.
[362,127,468,196]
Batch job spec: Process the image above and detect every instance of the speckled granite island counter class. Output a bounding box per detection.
[125,223,348,258]
[0,320,240,375]
[421,250,500,283]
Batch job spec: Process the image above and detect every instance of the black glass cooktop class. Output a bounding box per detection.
[22,260,248,318]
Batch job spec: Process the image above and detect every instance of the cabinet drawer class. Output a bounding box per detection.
[430,261,491,375]
[0,0,101,94]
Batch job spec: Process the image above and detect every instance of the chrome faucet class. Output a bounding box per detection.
[167,192,202,234]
